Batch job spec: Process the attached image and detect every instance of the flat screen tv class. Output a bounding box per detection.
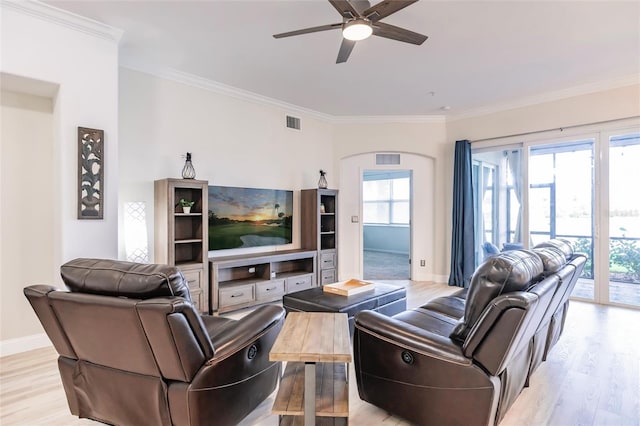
[208,185,293,251]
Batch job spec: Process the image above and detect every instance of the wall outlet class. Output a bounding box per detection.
[248,267,256,273]
[420,259,426,267]
[351,215,359,223]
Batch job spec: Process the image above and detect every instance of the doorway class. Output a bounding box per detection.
[362,170,411,280]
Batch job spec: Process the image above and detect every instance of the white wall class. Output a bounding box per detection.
[1,3,120,264]
[339,152,437,281]
[333,121,448,281]
[364,225,410,255]
[448,85,640,142]
[0,3,120,354]
[0,91,54,342]
[118,68,335,260]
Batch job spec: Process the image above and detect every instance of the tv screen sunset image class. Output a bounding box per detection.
[208,186,293,250]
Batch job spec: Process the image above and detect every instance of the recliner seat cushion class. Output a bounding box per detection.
[61,258,191,301]
[451,250,544,343]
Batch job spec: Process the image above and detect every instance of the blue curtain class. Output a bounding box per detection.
[448,140,475,288]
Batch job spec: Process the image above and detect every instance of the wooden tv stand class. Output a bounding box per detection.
[209,249,317,314]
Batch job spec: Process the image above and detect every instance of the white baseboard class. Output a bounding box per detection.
[431,274,449,284]
[0,333,52,357]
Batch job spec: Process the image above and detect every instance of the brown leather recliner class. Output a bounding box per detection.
[24,258,285,426]
[353,246,584,426]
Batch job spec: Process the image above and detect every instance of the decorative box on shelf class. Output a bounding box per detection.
[323,279,375,296]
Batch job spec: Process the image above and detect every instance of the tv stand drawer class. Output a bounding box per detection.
[219,284,255,308]
[286,274,313,293]
[182,269,202,290]
[256,279,286,301]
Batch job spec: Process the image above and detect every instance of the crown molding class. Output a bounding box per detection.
[331,115,447,124]
[122,62,449,125]
[121,62,335,123]
[1,0,123,42]
[449,74,640,121]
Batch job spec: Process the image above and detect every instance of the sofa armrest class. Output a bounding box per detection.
[24,284,60,297]
[23,285,77,358]
[355,310,469,365]
[209,305,285,361]
[190,305,284,390]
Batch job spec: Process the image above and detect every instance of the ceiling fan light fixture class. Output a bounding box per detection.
[342,19,372,41]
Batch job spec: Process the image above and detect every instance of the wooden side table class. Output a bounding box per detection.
[270,312,352,426]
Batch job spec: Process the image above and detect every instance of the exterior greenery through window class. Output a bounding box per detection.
[363,176,410,225]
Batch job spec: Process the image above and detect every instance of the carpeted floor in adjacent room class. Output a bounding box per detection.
[363,250,410,280]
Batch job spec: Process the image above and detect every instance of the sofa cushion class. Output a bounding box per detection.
[61,258,192,301]
[502,242,524,251]
[450,250,543,343]
[533,246,567,274]
[534,238,573,260]
[421,292,466,319]
[483,241,500,257]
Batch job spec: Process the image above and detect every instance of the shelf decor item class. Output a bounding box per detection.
[182,152,196,179]
[179,198,195,214]
[318,169,328,189]
[77,127,104,219]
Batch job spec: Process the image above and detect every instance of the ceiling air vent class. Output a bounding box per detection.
[286,115,301,130]
[376,154,401,165]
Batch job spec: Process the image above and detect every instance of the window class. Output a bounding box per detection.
[363,177,410,225]
[471,148,523,265]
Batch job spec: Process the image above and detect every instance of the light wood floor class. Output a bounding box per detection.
[1,281,639,425]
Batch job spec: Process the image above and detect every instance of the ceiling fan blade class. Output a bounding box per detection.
[363,0,418,22]
[336,38,356,63]
[372,21,427,45]
[328,0,360,19]
[273,23,342,39]
[351,0,371,15]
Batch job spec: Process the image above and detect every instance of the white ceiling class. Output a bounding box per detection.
[43,0,640,117]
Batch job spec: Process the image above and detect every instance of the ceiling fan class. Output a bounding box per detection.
[273,0,428,63]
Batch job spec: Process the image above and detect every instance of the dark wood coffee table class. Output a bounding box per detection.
[282,282,407,335]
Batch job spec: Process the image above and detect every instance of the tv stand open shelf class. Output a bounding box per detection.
[209,249,317,314]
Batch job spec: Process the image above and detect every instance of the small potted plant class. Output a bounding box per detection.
[179,198,195,214]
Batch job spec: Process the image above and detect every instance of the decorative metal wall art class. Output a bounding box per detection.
[78,127,104,219]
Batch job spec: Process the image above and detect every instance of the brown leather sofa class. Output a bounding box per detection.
[353,239,586,426]
[24,258,285,426]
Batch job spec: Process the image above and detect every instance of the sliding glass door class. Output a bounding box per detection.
[528,140,595,300]
[608,133,640,307]
[473,122,640,308]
